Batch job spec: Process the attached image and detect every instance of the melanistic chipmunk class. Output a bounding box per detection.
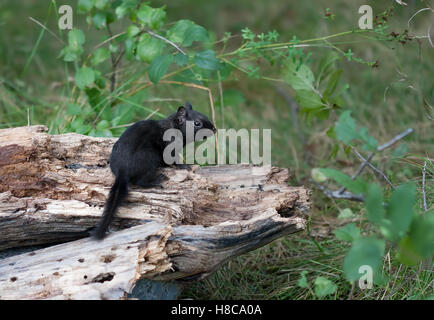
[93,102,216,239]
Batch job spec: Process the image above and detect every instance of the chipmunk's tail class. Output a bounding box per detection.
[93,171,128,240]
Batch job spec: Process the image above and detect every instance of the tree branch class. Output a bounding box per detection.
[147,30,186,55]
[312,180,364,202]
[352,148,395,189]
[317,128,413,201]
[337,128,413,195]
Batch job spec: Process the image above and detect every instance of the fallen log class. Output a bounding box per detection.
[0,125,310,299]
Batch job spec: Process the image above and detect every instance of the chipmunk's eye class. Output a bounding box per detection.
[194,120,202,127]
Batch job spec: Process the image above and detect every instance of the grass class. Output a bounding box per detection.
[180,222,433,300]
[0,0,432,299]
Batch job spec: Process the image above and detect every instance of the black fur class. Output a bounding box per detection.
[93,102,216,239]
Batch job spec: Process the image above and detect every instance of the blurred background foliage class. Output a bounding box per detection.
[0,0,432,299]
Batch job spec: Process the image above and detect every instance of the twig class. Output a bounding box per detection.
[109,108,160,129]
[337,152,374,195]
[422,161,427,212]
[337,128,413,195]
[313,180,364,202]
[93,32,126,50]
[147,30,186,55]
[377,128,414,151]
[352,148,395,189]
[29,16,64,44]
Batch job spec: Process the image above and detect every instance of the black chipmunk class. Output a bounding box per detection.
[93,102,216,239]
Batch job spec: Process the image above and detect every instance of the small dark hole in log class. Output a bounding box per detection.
[53,272,59,276]
[92,272,115,283]
[28,252,36,256]
[10,277,17,282]
[277,207,294,217]
[101,254,116,263]
[78,258,85,263]
[84,275,88,279]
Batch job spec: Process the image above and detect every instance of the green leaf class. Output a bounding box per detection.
[136,34,164,63]
[66,103,82,116]
[194,50,222,70]
[343,237,385,283]
[338,208,356,219]
[115,0,137,19]
[335,111,377,150]
[319,168,368,194]
[75,67,95,89]
[148,54,173,84]
[109,43,118,53]
[91,47,110,66]
[167,20,193,43]
[92,11,108,29]
[333,223,361,242]
[68,29,85,49]
[317,51,340,84]
[97,119,110,130]
[94,0,109,10]
[174,52,188,66]
[137,4,166,30]
[297,271,309,289]
[358,127,378,151]
[85,87,104,110]
[167,20,209,46]
[124,38,136,60]
[59,29,86,62]
[95,76,106,89]
[323,69,342,99]
[295,90,324,110]
[311,168,327,183]
[173,68,202,85]
[365,183,384,224]
[382,183,416,241]
[397,210,434,265]
[183,24,209,47]
[314,277,337,298]
[326,127,336,139]
[71,118,91,134]
[335,111,358,144]
[283,59,315,91]
[78,0,93,13]
[113,103,134,126]
[330,143,339,159]
[126,25,140,38]
[59,46,81,62]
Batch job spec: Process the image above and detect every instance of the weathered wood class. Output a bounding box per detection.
[0,125,310,299]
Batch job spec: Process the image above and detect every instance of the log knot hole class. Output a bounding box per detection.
[91,272,115,283]
[276,195,299,218]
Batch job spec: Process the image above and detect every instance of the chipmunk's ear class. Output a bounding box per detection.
[177,106,187,125]
[185,101,193,110]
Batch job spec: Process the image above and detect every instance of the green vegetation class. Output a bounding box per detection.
[0,0,432,299]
